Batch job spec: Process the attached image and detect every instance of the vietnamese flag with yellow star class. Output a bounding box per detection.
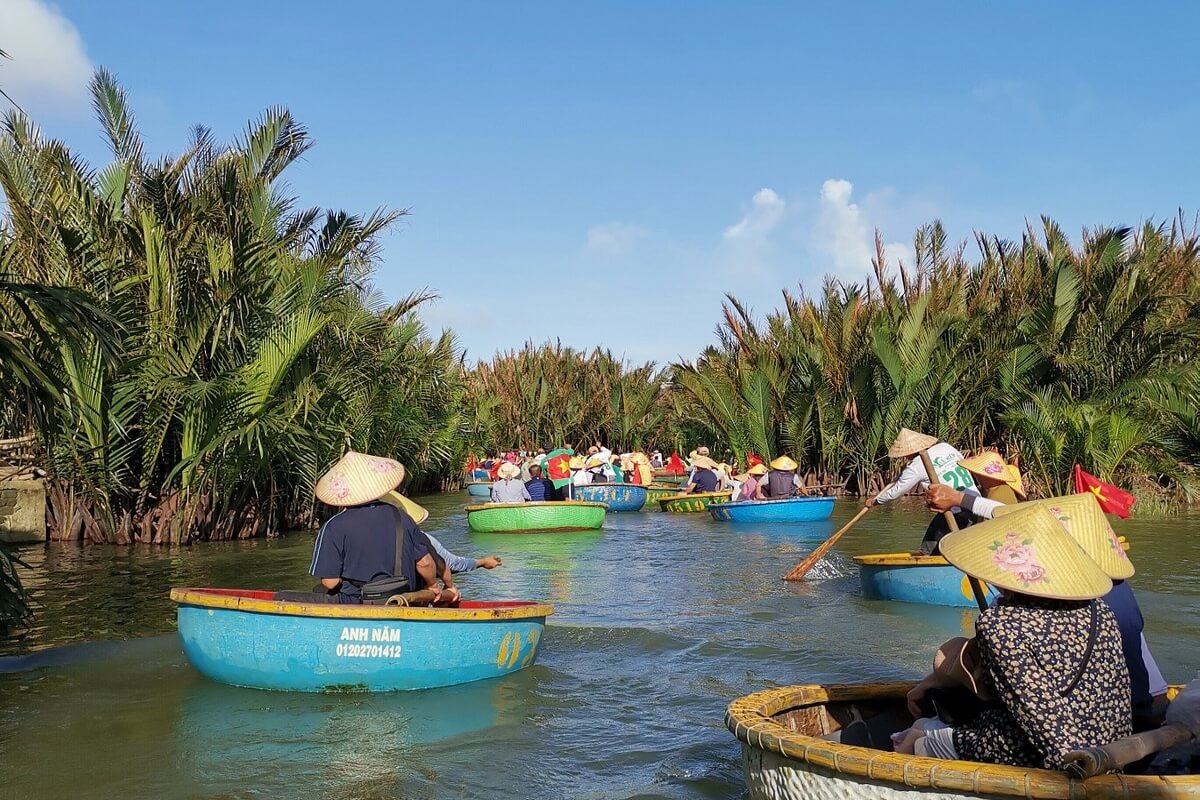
[1074,465,1136,518]
[545,448,575,489]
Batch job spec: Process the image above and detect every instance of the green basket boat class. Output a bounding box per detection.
[658,491,732,513]
[464,501,606,533]
[643,484,679,509]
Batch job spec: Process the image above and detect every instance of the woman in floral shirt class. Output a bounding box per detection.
[899,504,1132,770]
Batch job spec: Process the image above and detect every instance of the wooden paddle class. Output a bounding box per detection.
[782,506,871,581]
[1063,723,1193,778]
[918,449,988,612]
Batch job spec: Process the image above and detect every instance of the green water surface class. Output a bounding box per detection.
[1,497,1196,799]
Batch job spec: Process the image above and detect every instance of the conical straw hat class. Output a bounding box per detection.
[888,428,938,458]
[959,451,1026,498]
[315,451,407,507]
[497,462,522,479]
[994,493,1133,580]
[381,490,429,525]
[630,452,650,466]
[769,455,798,471]
[690,455,719,470]
[569,455,585,469]
[938,505,1113,601]
[748,463,768,476]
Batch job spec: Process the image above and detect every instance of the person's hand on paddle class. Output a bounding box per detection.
[926,484,964,513]
[478,556,502,569]
[862,496,877,509]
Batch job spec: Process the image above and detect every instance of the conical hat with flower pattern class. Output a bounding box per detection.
[959,451,1026,498]
[994,493,1133,580]
[938,505,1113,600]
[315,451,407,507]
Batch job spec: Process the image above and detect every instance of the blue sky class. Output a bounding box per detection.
[5,0,1199,363]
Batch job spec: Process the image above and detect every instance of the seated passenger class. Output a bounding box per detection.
[490,462,531,503]
[900,505,1131,769]
[283,451,450,605]
[585,456,609,484]
[680,455,720,494]
[994,493,1166,732]
[762,456,799,499]
[734,463,768,501]
[570,455,591,487]
[525,464,557,502]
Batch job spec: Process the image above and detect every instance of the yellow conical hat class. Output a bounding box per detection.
[993,493,1133,580]
[748,463,768,476]
[690,455,720,471]
[769,455,798,471]
[569,456,585,469]
[497,462,522,479]
[888,428,938,458]
[959,451,1025,498]
[939,505,1112,601]
[380,490,429,525]
[315,451,406,507]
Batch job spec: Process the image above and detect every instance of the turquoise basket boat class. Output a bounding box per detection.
[571,484,647,511]
[170,588,552,692]
[465,500,606,533]
[708,496,834,523]
[466,481,492,498]
[854,553,1000,608]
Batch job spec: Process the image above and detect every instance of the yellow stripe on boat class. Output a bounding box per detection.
[170,588,553,621]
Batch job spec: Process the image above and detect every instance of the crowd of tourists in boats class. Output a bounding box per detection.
[169,431,1200,791]
[471,444,817,503]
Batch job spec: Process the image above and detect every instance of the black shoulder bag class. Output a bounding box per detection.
[359,507,411,605]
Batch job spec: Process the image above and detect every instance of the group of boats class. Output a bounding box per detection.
[165,464,1195,798]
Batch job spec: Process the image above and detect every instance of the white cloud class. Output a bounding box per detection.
[0,0,93,115]
[585,221,646,256]
[816,178,910,275]
[724,187,786,241]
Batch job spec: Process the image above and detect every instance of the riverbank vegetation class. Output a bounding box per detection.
[3,73,1199,558]
[673,223,1200,500]
[0,72,465,544]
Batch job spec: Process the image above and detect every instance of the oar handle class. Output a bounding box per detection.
[919,448,988,611]
[782,506,871,581]
[1063,723,1193,778]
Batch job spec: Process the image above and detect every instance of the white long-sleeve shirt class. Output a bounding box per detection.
[874,442,975,503]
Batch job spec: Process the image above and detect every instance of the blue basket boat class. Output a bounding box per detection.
[466,481,492,498]
[470,469,490,481]
[853,553,1000,608]
[708,496,835,523]
[570,484,647,511]
[171,588,553,692]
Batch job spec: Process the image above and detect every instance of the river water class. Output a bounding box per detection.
[1,496,1197,799]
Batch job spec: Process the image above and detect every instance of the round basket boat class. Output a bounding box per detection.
[726,682,1198,800]
[854,553,1000,608]
[659,491,733,513]
[469,468,490,481]
[643,484,680,509]
[170,588,553,693]
[709,496,835,523]
[571,484,646,511]
[464,500,606,533]
[652,471,688,486]
[465,481,492,498]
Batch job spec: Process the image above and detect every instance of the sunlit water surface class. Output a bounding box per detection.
[1,497,1197,799]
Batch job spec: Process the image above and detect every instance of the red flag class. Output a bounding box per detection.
[465,455,477,474]
[1074,465,1136,519]
[746,452,764,468]
[489,460,502,480]
[665,452,687,475]
[544,448,574,488]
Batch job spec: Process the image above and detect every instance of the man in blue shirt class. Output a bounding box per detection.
[283,451,450,605]
[680,455,720,494]
[525,464,557,501]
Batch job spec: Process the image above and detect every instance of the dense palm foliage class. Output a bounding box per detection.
[672,222,1200,500]
[0,72,466,543]
[464,342,671,454]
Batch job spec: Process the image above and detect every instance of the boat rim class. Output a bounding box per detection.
[659,491,732,501]
[710,496,836,509]
[725,682,1199,798]
[853,552,952,566]
[170,588,554,621]
[463,500,607,511]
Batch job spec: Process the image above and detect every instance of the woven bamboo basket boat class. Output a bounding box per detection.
[571,483,647,511]
[643,484,680,509]
[464,500,606,533]
[726,682,1198,800]
[658,491,732,513]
